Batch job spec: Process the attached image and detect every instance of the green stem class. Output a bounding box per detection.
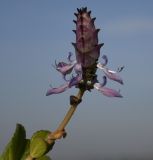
[57,89,85,131]
[47,89,85,142]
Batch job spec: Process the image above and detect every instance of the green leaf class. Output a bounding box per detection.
[0,123,26,160]
[29,130,55,158]
[20,139,30,160]
[37,155,52,160]
[31,130,50,141]
[30,137,48,158]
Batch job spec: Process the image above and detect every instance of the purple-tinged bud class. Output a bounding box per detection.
[72,7,103,68]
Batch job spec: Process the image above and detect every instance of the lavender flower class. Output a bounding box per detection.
[46,7,123,98]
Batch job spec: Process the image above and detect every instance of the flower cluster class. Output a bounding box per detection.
[46,52,123,97]
[46,7,123,98]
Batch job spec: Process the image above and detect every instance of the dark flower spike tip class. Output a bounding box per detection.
[77,7,87,14]
[91,17,96,24]
[74,13,78,17]
[88,10,91,16]
[73,20,77,24]
[82,7,87,12]
[72,30,76,34]
[95,29,100,36]
[77,8,80,13]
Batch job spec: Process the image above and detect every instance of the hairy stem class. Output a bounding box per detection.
[57,89,85,131]
[47,88,85,142]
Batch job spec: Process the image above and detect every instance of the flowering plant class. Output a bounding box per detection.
[46,7,123,97]
[0,7,123,160]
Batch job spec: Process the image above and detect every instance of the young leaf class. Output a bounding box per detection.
[30,137,48,158]
[0,124,26,160]
[30,130,55,159]
[31,130,55,153]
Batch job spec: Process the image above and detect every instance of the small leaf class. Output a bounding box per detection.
[0,124,26,160]
[31,130,55,154]
[31,130,50,141]
[30,137,48,158]
[30,130,52,158]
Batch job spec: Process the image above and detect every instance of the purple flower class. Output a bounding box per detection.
[46,8,124,98]
[46,73,82,96]
[46,53,124,98]
[97,55,124,85]
[46,53,83,96]
[53,60,76,76]
[46,83,69,96]
[94,83,122,98]
[93,76,122,97]
[69,73,82,88]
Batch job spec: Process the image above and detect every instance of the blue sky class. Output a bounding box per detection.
[0,0,153,159]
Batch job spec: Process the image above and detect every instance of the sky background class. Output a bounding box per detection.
[0,0,153,159]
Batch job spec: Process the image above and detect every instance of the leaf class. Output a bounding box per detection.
[20,139,30,160]
[30,130,55,155]
[31,130,50,141]
[30,137,48,158]
[0,123,26,160]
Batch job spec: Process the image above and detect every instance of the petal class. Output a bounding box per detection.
[46,83,69,96]
[103,68,123,84]
[55,61,68,67]
[68,74,82,88]
[99,87,123,97]
[94,83,122,98]
[101,76,107,87]
[74,63,82,74]
[101,55,108,66]
[94,82,102,90]
[97,62,104,69]
[56,62,75,75]
[67,52,73,62]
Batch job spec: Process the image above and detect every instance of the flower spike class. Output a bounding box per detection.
[47,7,124,98]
